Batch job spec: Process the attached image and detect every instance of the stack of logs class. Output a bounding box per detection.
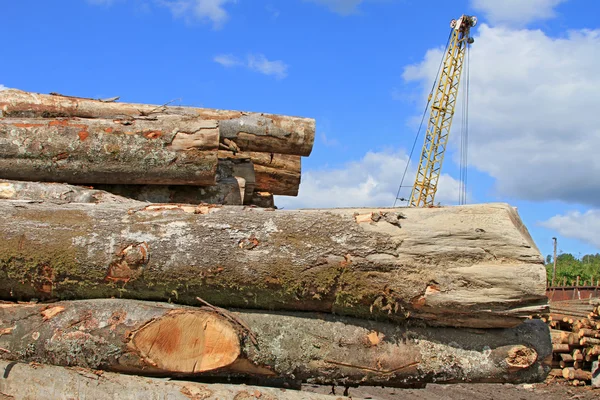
[0,89,314,208]
[547,299,600,387]
[0,90,555,399]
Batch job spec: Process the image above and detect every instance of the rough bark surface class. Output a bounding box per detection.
[0,299,551,387]
[0,116,219,185]
[0,89,315,156]
[219,150,300,196]
[0,361,344,400]
[0,201,546,328]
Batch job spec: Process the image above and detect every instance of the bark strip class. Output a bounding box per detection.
[0,299,551,387]
[0,201,547,328]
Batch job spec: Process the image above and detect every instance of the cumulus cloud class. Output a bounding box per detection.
[276,150,463,209]
[540,210,600,249]
[160,0,236,28]
[0,84,7,91]
[213,54,241,67]
[403,24,600,207]
[214,53,289,79]
[247,54,288,80]
[471,0,567,27]
[304,0,365,16]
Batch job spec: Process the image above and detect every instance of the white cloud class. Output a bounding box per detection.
[276,150,463,209]
[305,0,365,16]
[0,85,7,91]
[158,0,236,28]
[403,24,600,207]
[540,210,600,249]
[471,0,567,27]
[247,54,288,80]
[213,54,241,67]
[214,53,289,79]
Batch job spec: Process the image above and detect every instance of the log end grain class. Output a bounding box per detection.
[130,311,241,374]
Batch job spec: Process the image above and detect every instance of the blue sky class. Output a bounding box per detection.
[2,0,599,259]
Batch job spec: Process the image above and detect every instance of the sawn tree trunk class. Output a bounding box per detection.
[0,200,547,328]
[0,299,552,387]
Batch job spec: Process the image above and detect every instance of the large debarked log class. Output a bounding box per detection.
[0,201,546,328]
[0,362,343,400]
[0,299,552,387]
[0,89,315,157]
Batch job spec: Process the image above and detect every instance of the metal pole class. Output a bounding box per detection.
[552,237,557,286]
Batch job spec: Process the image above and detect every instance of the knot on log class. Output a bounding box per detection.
[354,211,405,227]
[238,237,259,250]
[506,345,537,370]
[105,242,149,283]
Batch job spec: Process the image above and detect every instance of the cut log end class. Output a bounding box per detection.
[130,310,241,374]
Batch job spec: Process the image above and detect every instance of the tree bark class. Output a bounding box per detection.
[0,201,546,328]
[0,89,315,156]
[0,361,341,400]
[0,299,552,387]
[219,150,301,196]
[0,116,219,185]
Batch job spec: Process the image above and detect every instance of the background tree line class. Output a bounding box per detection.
[546,253,600,286]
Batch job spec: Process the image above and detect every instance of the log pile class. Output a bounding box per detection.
[546,299,600,387]
[0,89,315,206]
[0,89,553,398]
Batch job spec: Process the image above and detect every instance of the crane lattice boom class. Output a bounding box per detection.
[409,15,476,207]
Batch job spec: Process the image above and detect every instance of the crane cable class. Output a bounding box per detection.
[393,30,453,208]
[458,40,471,205]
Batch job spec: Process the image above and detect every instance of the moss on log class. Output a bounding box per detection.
[0,201,546,328]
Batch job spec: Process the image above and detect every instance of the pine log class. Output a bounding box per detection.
[553,344,570,353]
[0,299,552,386]
[562,367,592,381]
[0,202,547,328]
[0,89,315,156]
[0,361,341,400]
[219,150,301,196]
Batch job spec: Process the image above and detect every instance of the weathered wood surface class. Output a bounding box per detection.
[96,159,252,205]
[0,178,268,208]
[0,179,132,204]
[0,89,315,156]
[0,116,219,185]
[250,191,276,208]
[0,201,547,328]
[0,299,552,386]
[0,361,344,400]
[219,150,301,196]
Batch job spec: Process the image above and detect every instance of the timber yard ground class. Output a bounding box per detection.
[303,383,599,399]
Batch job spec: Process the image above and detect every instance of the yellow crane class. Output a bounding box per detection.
[408,14,477,207]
